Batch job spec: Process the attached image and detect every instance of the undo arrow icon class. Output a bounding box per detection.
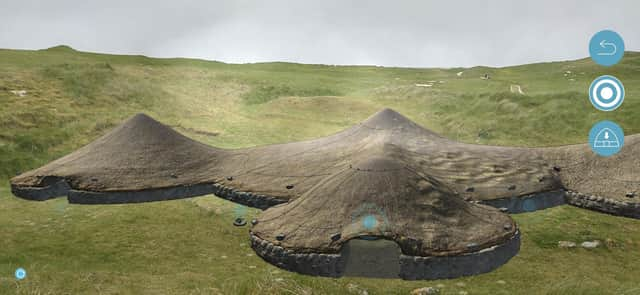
[598,40,617,56]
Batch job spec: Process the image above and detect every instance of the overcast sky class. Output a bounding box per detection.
[1,0,638,68]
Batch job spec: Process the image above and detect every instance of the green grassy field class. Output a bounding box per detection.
[1,46,639,294]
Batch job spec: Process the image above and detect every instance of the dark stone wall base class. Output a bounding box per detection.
[399,230,520,280]
[250,233,346,277]
[250,231,520,280]
[565,191,640,219]
[478,190,566,213]
[11,182,286,210]
[11,180,70,201]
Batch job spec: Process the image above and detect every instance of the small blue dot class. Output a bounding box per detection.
[362,215,377,230]
[15,268,26,280]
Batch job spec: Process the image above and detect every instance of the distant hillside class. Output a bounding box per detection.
[0,46,638,179]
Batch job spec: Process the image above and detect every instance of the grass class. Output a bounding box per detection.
[0,46,639,294]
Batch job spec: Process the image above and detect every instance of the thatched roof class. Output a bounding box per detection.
[10,109,639,211]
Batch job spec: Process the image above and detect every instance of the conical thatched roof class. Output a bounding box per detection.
[10,109,639,215]
[250,151,518,256]
[12,113,222,191]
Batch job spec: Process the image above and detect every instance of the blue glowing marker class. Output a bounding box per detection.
[15,268,26,280]
[362,215,378,230]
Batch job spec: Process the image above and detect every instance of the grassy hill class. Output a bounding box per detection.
[1,46,639,294]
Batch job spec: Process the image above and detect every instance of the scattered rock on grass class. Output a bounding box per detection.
[581,240,601,249]
[558,241,577,248]
[605,238,616,248]
[347,283,369,295]
[411,287,440,294]
[10,90,27,97]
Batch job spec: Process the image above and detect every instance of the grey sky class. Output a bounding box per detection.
[1,0,638,68]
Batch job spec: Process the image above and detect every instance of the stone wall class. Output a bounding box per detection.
[478,190,566,213]
[13,181,287,209]
[565,190,640,219]
[251,231,521,280]
[398,230,521,280]
[250,233,345,277]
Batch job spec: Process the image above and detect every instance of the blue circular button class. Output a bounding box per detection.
[589,121,624,157]
[589,30,624,66]
[589,75,624,111]
[15,268,26,280]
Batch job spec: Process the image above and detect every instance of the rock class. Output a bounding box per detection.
[605,238,616,248]
[558,241,576,248]
[274,277,284,282]
[497,280,506,285]
[347,283,358,292]
[10,90,27,97]
[411,287,440,295]
[581,240,601,249]
[347,283,369,295]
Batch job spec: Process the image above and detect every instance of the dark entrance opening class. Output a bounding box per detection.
[340,236,401,278]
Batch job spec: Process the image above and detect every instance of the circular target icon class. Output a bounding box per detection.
[15,268,26,280]
[589,75,624,111]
